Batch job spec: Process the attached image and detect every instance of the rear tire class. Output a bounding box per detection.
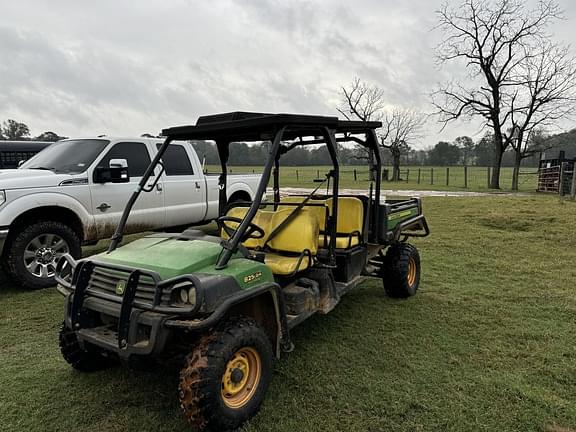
[3,221,81,290]
[59,323,114,372]
[179,316,274,432]
[382,243,420,298]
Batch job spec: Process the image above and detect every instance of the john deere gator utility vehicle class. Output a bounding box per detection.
[56,112,429,431]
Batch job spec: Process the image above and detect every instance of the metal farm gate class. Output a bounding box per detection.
[537,153,575,196]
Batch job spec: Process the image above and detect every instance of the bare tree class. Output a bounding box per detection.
[433,0,564,189]
[338,78,425,179]
[508,41,576,189]
[338,78,387,160]
[381,108,426,180]
[337,77,386,123]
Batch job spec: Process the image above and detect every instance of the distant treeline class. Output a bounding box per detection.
[2,117,573,167]
[192,130,576,167]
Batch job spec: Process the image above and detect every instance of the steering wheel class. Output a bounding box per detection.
[217,216,265,242]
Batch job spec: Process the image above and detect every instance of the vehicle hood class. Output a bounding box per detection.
[0,169,84,189]
[91,237,274,286]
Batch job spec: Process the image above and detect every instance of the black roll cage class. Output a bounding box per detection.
[107,112,383,269]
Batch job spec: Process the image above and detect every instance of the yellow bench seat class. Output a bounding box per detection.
[223,206,319,276]
[264,253,312,275]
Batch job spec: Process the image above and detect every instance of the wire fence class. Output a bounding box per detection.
[220,165,539,192]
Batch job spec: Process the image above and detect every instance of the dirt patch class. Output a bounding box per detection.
[477,215,536,232]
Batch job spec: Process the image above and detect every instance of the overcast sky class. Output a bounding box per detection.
[1,0,575,149]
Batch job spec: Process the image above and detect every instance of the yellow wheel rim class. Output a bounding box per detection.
[221,347,261,409]
[407,257,417,287]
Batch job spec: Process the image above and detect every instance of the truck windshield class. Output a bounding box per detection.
[20,139,110,174]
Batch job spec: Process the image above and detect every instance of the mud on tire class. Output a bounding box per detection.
[179,316,274,432]
[382,243,421,298]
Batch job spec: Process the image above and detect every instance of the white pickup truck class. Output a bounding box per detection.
[0,137,261,289]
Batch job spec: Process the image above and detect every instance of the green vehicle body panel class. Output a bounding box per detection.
[387,207,419,229]
[91,237,274,289]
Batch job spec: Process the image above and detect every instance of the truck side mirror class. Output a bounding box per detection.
[93,159,130,184]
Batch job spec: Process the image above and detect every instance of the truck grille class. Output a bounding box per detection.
[88,266,170,304]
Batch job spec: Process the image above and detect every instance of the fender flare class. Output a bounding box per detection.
[226,182,255,202]
[165,283,291,358]
[0,193,94,239]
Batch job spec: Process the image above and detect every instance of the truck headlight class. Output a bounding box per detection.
[0,190,5,206]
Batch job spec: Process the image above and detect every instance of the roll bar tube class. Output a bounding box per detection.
[368,129,382,242]
[323,127,339,266]
[108,136,175,252]
[215,127,286,269]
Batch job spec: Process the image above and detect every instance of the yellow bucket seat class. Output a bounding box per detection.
[264,208,319,275]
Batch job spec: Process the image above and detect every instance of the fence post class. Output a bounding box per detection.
[464,166,468,188]
[406,169,410,183]
[317,169,320,179]
[431,168,434,185]
[354,169,357,181]
[418,168,421,184]
[296,170,299,181]
[446,167,450,186]
[487,167,491,189]
[559,162,566,196]
[570,164,576,199]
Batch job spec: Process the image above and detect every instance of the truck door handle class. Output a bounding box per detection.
[195,181,201,189]
[146,183,163,192]
[97,203,111,212]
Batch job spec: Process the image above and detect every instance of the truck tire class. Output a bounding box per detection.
[59,323,114,372]
[382,243,420,298]
[4,221,81,290]
[179,316,274,432]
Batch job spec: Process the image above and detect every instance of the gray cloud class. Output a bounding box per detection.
[0,0,574,147]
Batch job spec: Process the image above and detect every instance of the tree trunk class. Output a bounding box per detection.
[490,139,505,189]
[392,153,401,181]
[511,149,522,191]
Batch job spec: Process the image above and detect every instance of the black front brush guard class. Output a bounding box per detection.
[57,255,201,350]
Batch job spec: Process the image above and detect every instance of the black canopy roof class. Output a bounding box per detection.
[161,112,382,142]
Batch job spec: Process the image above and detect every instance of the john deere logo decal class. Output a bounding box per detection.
[115,280,126,295]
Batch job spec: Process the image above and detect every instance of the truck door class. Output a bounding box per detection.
[90,141,165,238]
[156,141,207,227]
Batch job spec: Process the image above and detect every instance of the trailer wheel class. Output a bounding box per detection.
[179,316,274,432]
[59,323,114,372]
[382,243,420,298]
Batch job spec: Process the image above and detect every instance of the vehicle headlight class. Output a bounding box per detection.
[179,287,189,303]
[172,282,197,307]
[0,190,5,206]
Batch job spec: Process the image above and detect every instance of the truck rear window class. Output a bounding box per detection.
[156,144,194,176]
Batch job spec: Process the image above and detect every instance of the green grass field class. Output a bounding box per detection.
[213,165,540,192]
[1,195,575,432]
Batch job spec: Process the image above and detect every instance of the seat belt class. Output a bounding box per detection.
[263,174,329,250]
